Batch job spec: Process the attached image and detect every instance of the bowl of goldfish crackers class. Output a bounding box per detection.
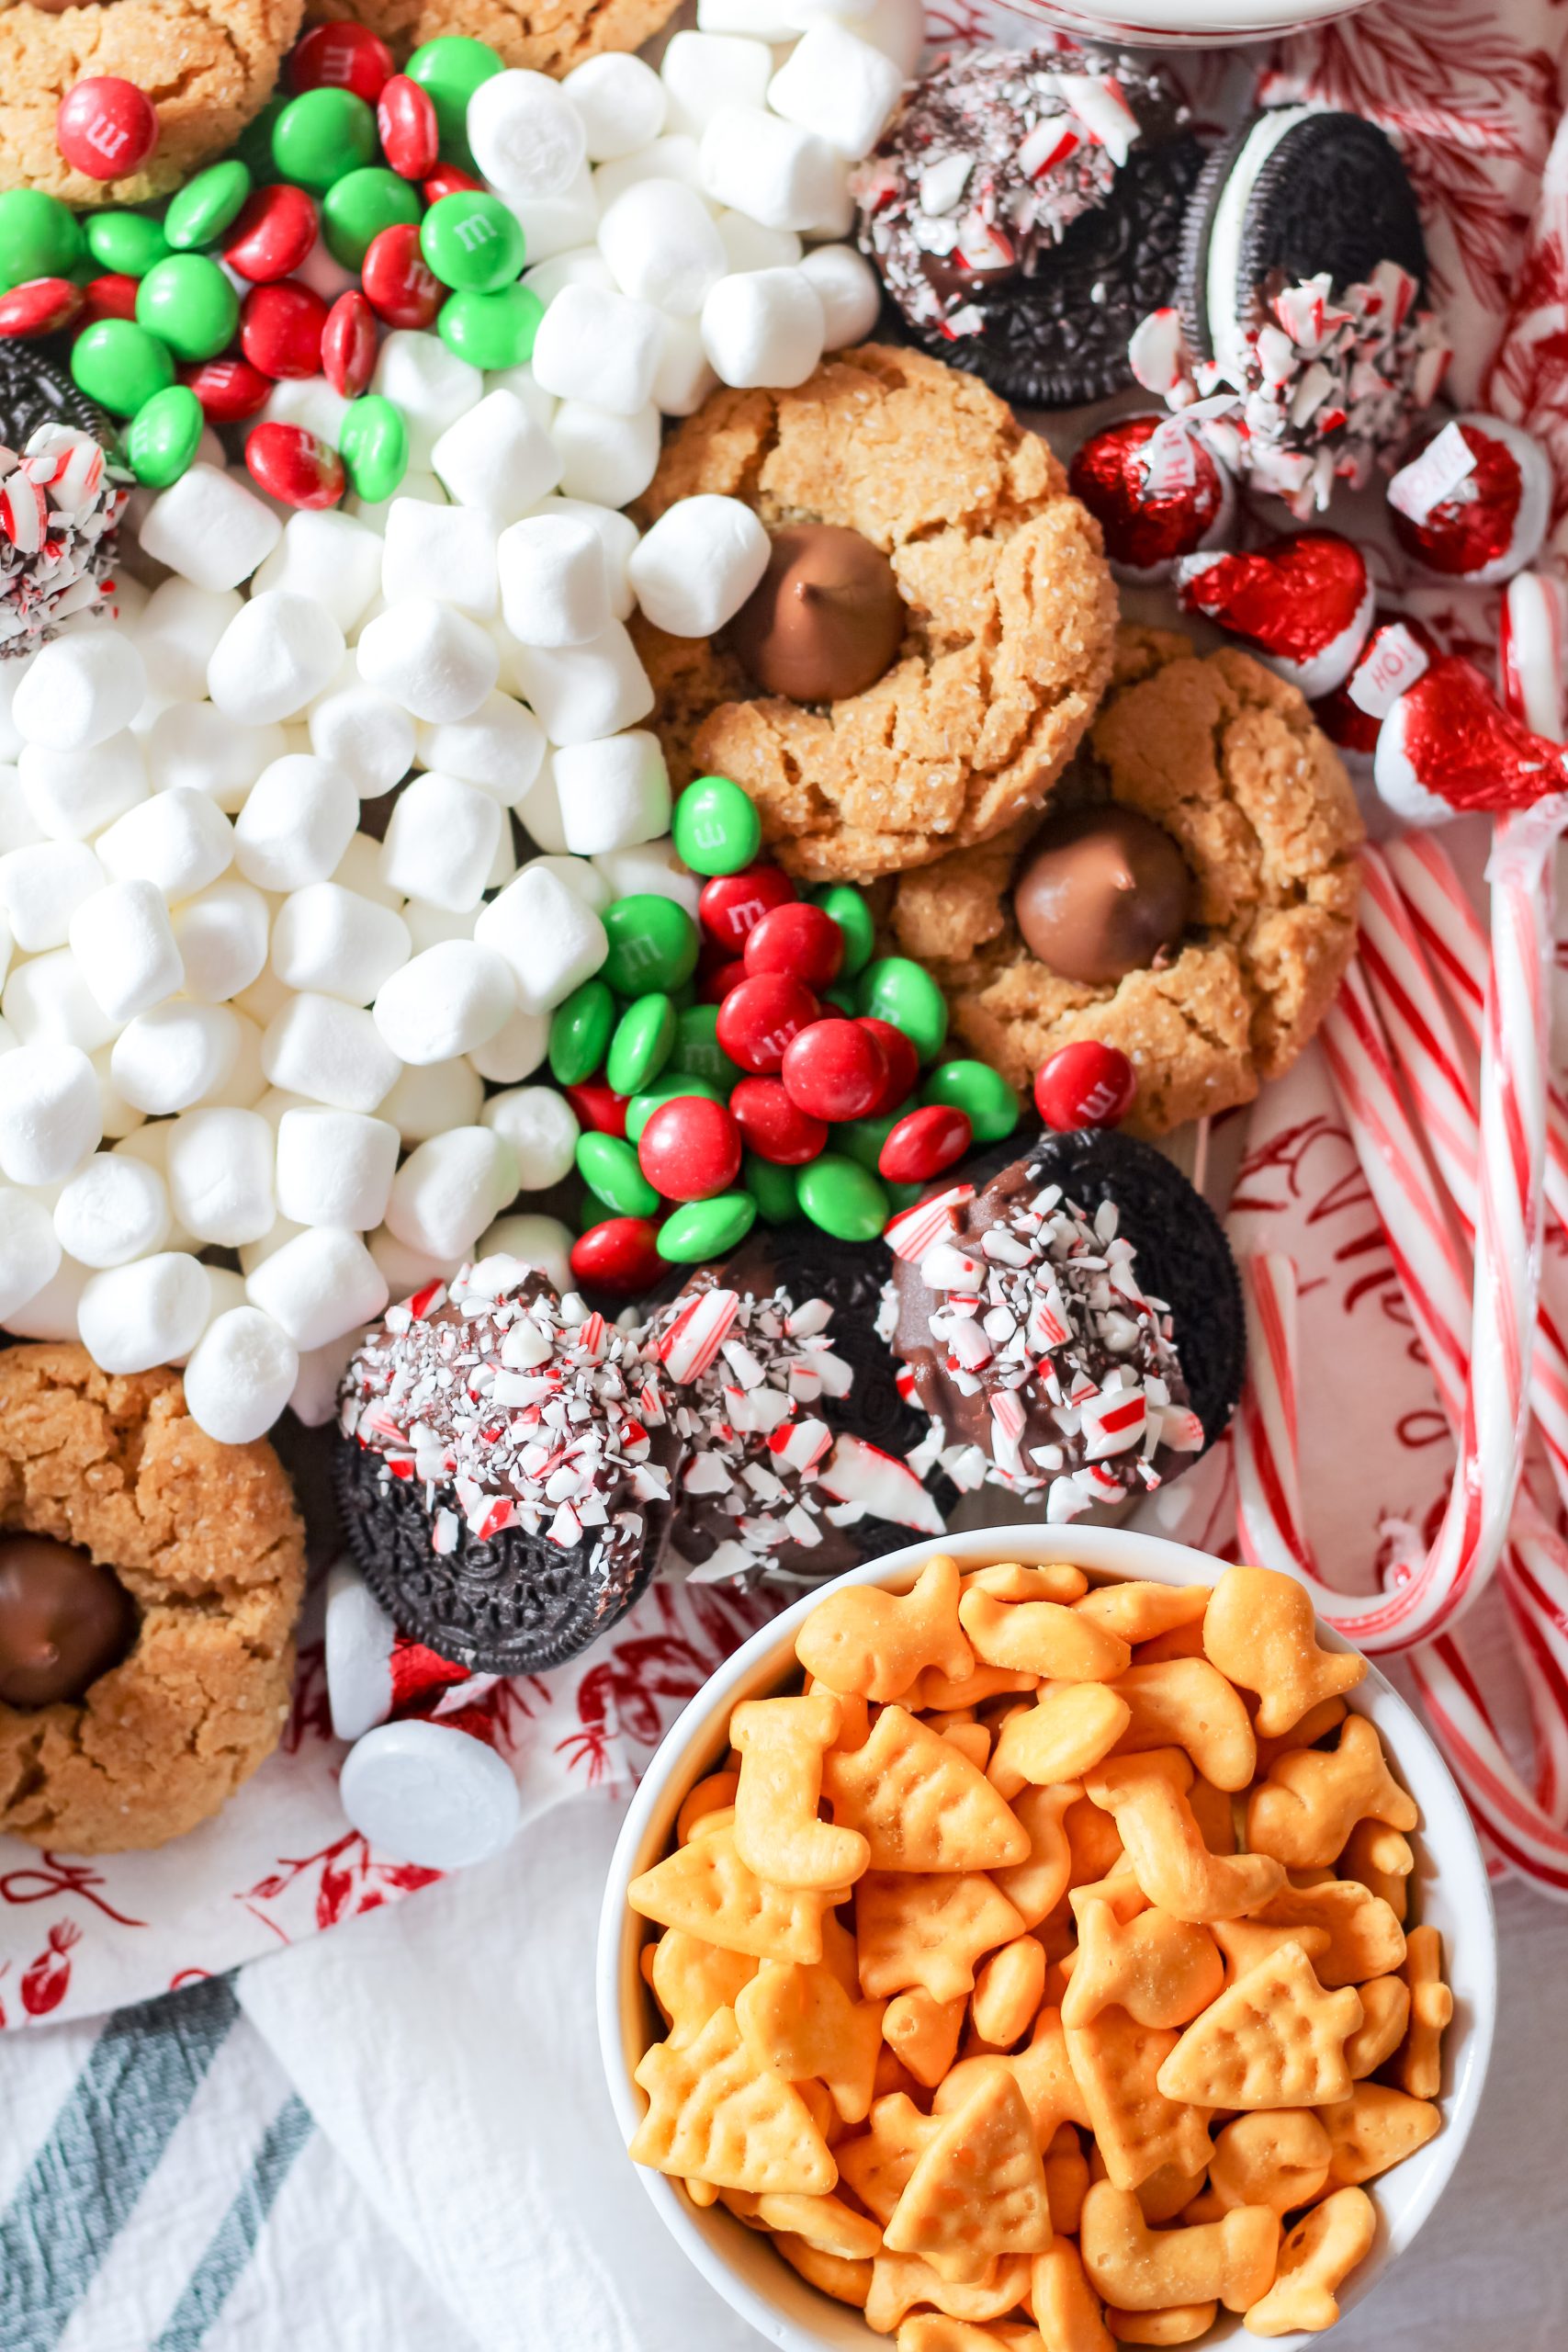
[597,1525,1496,2352]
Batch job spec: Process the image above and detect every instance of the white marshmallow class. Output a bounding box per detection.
[95,786,233,901]
[53,1151,170,1268]
[768,21,900,158]
[402,900,477,951]
[513,755,568,853]
[0,1187,61,1317]
[695,0,799,30]
[592,136,705,211]
[367,1224,457,1298]
[290,1327,368,1424]
[137,464,282,593]
[505,163,599,267]
[333,831,406,910]
[143,705,285,812]
[90,1046,146,1141]
[111,1001,241,1114]
[234,754,358,893]
[19,730,147,841]
[11,628,143,755]
[845,0,923,76]
[308,683,415,799]
[592,834,703,917]
[163,1106,276,1249]
[290,234,360,305]
[482,1084,580,1188]
[348,475,446,535]
[468,67,587,198]
[466,1001,549,1085]
[715,211,802,272]
[80,1252,211,1374]
[597,178,728,318]
[132,580,242,703]
[661,31,772,134]
[475,863,607,1010]
[479,1210,573,1291]
[385,1127,518,1260]
[380,499,498,618]
[530,283,664,417]
[245,1225,389,1352]
[261,374,349,451]
[652,314,719,417]
[551,400,661,508]
[626,496,771,639]
[699,106,842,230]
[271,882,411,1005]
[510,622,653,745]
[525,243,615,303]
[276,1106,400,1230]
[371,332,483,470]
[380,772,503,914]
[183,1306,299,1443]
[378,1056,483,1145]
[170,878,271,1005]
[514,851,611,910]
[430,391,562,524]
[0,660,36,765]
[551,730,671,855]
[261,993,402,1114]
[70,880,183,1025]
[356,599,499,724]
[3,950,117,1053]
[198,1007,265,1109]
[798,242,881,349]
[564,51,665,157]
[482,361,557,432]
[373,939,516,1064]
[497,513,610,648]
[0,841,103,951]
[238,1214,304,1275]
[0,763,42,853]
[702,266,825,387]
[534,497,639,620]
[252,508,385,634]
[416,692,546,801]
[208,592,346,726]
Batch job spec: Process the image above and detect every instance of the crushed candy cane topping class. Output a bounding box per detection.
[1129,263,1450,519]
[0,424,125,650]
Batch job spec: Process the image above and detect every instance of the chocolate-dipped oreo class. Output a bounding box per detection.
[0,1533,137,1708]
[728,525,904,704]
[1013,805,1192,986]
[852,45,1203,409]
[0,349,124,652]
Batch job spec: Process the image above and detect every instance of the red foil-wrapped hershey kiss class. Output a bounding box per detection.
[1177,530,1374,699]
[1374,651,1568,827]
[1314,612,1437,757]
[1069,415,1235,582]
[1388,414,1551,585]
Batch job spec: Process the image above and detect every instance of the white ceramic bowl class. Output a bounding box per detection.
[998,0,1376,44]
[598,1522,1497,2352]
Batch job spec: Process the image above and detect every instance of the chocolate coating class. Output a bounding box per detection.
[1013,805,1192,985]
[729,525,905,704]
[0,1535,137,1709]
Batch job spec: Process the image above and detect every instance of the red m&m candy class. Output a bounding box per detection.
[245,422,345,510]
[182,356,272,421]
[422,163,484,203]
[716,972,818,1076]
[378,75,439,181]
[0,279,83,339]
[742,900,843,992]
[729,1077,828,1167]
[288,21,395,101]
[563,1081,628,1138]
[321,289,377,399]
[361,221,443,330]
[1034,1040,1136,1132]
[224,184,318,283]
[781,1019,886,1124]
[241,280,328,379]
[570,1216,664,1295]
[80,273,140,327]
[637,1096,743,1202]
[57,78,158,182]
[698,955,746,1005]
[856,1016,919,1116]
[877,1104,972,1184]
[698,862,794,954]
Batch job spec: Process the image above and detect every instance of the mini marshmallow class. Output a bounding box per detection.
[466,1001,549,1085]
[137,464,282,593]
[468,69,588,198]
[699,106,842,230]
[368,1224,456,1299]
[11,629,144,756]
[272,882,411,1004]
[308,683,416,798]
[372,332,483,470]
[144,705,286,812]
[593,834,703,916]
[96,786,233,900]
[380,498,498,617]
[536,497,639,619]
[483,362,557,432]
[90,1046,146,1141]
[513,756,568,853]
[252,508,385,634]
[171,878,271,1004]
[768,21,900,158]
[479,1211,573,1292]
[402,900,476,951]
[0,660,36,764]
[0,1187,61,1317]
[530,283,664,417]
[355,599,499,723]
[701,266,825,387]
[0,763,42,852]
[378,1056,484,1145]
[380,772,502,912]
[0,841,103,951]
[695,0,800,30]
[245,1225,389,1352]
[183,1306,299,1443]
[509,622,653,745]
[348,474,446,535]
[261,374,349,451]
[79,1252,212,1374]
[482,1083,580,1189]
[716,211,802,272]
[53,1150,170,1268]
[550,400,661,508]
[497,513,610,648]
[385,1126,518,1260]
[237,1214,304,1274]
[524,244,615,302]
[70,879,183,1025]
[661,31,772,134]
[199,1006,265,1110]
[276,1106,400,1229]
[514,852,611,910]
[164,1105,278,1245]
[3,950,117,1053]
[133,580,243,702]
[416,691,546,800]
[19,730,148,841]
[289,1328,368,1426]
[475,862,607,1010]
[564,51,665,157]
[234,754,358,893]
[111,1001,241,1114]
[592,136,705,211]
[1,1248,88,1340]
[626,496,770,638]
[597,178,728,317]
[430,391,562,524]
[261,992,402,1114]
[839,0,923,74]
[799,243,881,348]
[506,163,600,268]
[208,591,346,726]
[373,939,516,1064]
[550,729,671,855]
[652,315,718,417]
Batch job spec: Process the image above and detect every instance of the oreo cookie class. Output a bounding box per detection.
[0,340,123,655]
[0,336,112,452]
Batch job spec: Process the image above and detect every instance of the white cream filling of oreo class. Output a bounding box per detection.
[1206,105,1315,379]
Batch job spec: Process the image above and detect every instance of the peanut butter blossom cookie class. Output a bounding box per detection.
[310,0,678,77]
[631,345,1117,885]
[885,628,1363,1136]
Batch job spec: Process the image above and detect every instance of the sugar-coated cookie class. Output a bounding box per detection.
[313,0,678,79]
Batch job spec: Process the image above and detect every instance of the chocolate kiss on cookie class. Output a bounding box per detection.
[728,524,904,703]
[1013,804,1192,986]
[0,1534,137,1708]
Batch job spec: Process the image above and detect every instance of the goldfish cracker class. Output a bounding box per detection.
[884,1986,967,2088]
[1083,1753,1284,1924]
[1393,1923,1452,2098]
[857,1870,1028,2004]
[1156,1941,1362,2109]
[732,1691,871,1890]
[1080,2182,1278,2314]
[1044,2122,1089,2233]
[798,1552,972,1702]
[678,1769,739,1843]
[865,2250,1034,2335]
[736,1958,886,2125]
[1244,1880,1405,1987]
[1075,1581,1211,1646]
[961,1589,1131,1683]
[964,1561,1089,1604]
[1105,2306,1217,2345]
[823,1705,1030,1873]
[1251,1696,1349,1775]
[1062,1899,1224,2032]
[989,1683,1132,1796]
[1111,1660,1257,1792]
[973,1935,1049,2048]
[884,2067,1054,2270]
[631,2007,837,2194]
[1064,1793,1127,1889]
[1338,1818,1416,1921]
[1318,2081,1440,2184]
[1246,1714,1417,1870]
[1243,2186,1376,2336]
[945,1723,994,1771]
[1202,1565,1364,1738]
[774,2233,874,2305]
[649,1927,757,2044]
[628,1826,839,1962]
[1343,1973,1411,2078]
[1032,2240,1116,2352]
[1065,2007,1213,2193]
[1198,2109,1332,2217]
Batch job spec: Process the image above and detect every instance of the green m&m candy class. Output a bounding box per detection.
[126,384,203,488]
[272,88,377,193]
[577,1132,660,1218]
[135,254,239,364]
[605,991,676,1098]
[855,956,948,1063]
[922,1057,1021,1145]
[669,1003,737,1087]
[657,1192,757,1261]
[70,320,175,418]
[339,394,408,504]
[811,883,874,978]
[0,191,84,291]
[323,167,421,270]
[602,895,700,996]
[406,35,502,160]
[548,976,615,1086]
[796,1153,889,1243]
[626,1077,727,1144]
[236,98,286,181]
[163,160,253,252]
[85,210,169,279]
[437,284,542,370]
[672,775,761,878]
[832,1101,915,1176]
[421,191,525,292]
[744,1152,798,1226]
